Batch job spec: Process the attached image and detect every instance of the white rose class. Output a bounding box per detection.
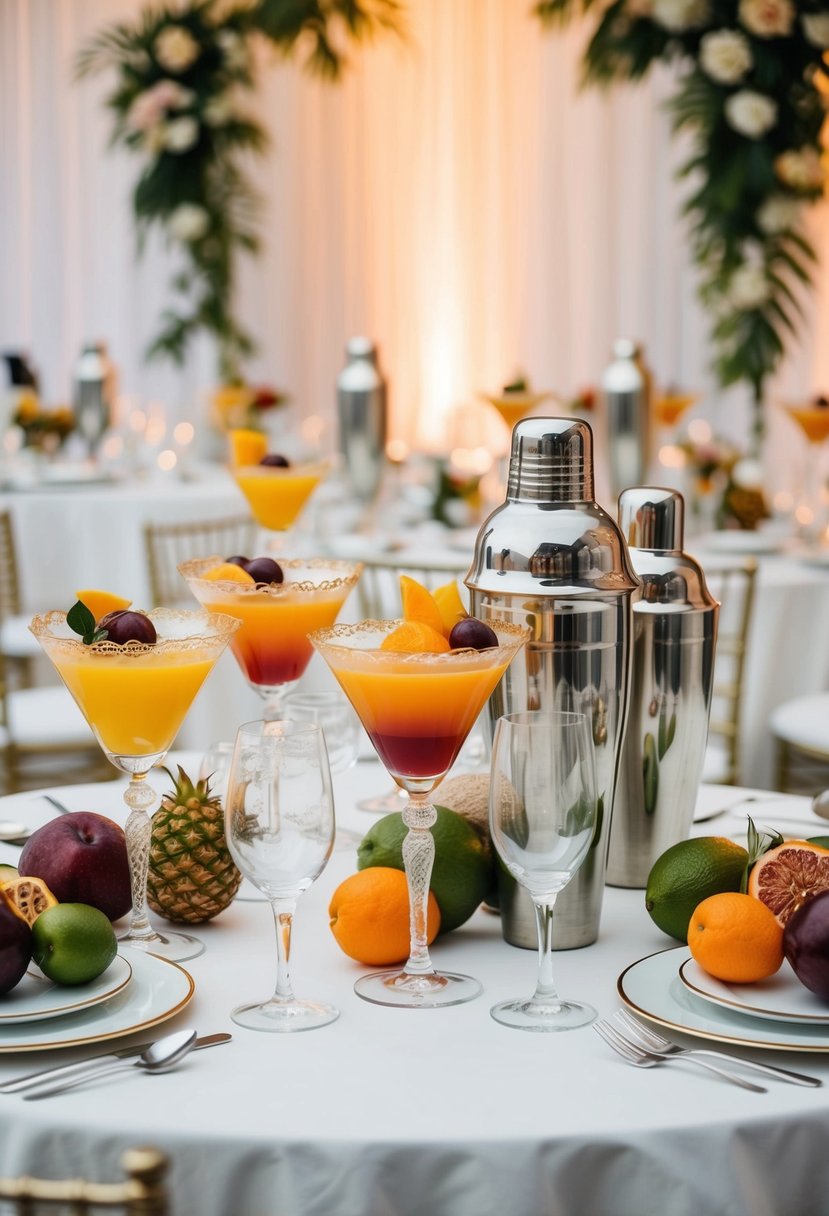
[699,29,752,84]
[738,0,795,38]
[216,29,249,71]
[203,93,235,127]
[802,13,829,47]
[756,194,801,234]
[154,25,200,74]
[168,203,210,242]
[162,116,199,153]
[724,90,777,138]
[775,147,825,192]
[729,264,771,309]
[652,0,709,31]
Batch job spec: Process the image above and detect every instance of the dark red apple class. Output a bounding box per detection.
[98,610,157,646]
[19,812,132,922]
[783,890,829,1003]
[0,893,32,995]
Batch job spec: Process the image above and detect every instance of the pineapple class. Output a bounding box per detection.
[147,767,241,924]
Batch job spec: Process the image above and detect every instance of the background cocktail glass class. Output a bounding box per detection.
[311,618,528,1008]
[227,427,328,542]
[224,719,338,1032]
[782,401,829,541]
[489,710,598,1031]
[180,557,362,720]
[653,390,698,474]
[29,608,240,961]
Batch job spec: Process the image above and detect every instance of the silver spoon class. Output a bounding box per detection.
[23,1028,198,1100]
[0,796,73,845]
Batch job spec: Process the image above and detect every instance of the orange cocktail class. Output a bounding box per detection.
[311,618,528,1008]
[30,608,239,962]
[181,557,362,715]
[787,405,829,446]
[228,428,327,532]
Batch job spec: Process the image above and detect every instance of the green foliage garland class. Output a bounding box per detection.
[79,0,401,381]
[535,0,828,435]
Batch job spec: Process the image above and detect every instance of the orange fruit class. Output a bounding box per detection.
[201,562,255,585]
[433,580,468,636]
[228,428,267,467]
[75,589,131,623]
[688,892,784,983]
[329,868,440,965]
[747,840,829,927]
[380,621,451,654]
[3,876,58,927]
[399,575,445,635]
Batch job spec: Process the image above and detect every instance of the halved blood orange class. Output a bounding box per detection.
[3,876,58,926]
[748,841,829,927]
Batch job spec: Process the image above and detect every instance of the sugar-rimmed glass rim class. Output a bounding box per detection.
[231,458,331,477]
[310,618,529,669]
[30,607,241,658]
[179,556,363,597]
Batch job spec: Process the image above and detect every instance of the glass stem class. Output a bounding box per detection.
[401,793,437,975]
[531,896,562,1010]
[270,898,296,1003]
[123,774,158,941]
[263,688,288,722]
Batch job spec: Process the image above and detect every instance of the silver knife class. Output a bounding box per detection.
[0,1032,231,1094]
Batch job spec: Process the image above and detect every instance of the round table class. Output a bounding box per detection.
[0,759,826,1216]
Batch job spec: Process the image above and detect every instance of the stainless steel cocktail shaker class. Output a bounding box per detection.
[337,337,387,504]
[465,418,639,948]
[606,487,719,887]
[602,339,651,501]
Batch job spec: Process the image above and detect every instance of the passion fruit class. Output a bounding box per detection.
[98,610,157,645]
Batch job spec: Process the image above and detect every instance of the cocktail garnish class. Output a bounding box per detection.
[66,600,109,646]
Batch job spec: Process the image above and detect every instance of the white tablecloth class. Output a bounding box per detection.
[0,758,827,1216]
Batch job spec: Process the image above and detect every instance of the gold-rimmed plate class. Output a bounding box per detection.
[618,948,829,1053]
[0,951,193,1053]
[0,956,132,1025]
[679,958,829,1025]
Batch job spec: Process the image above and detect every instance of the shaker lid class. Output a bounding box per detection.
[619,486,718,612]
[345,337,376,361]
[507,417,594,504]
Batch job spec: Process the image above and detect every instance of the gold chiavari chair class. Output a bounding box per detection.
[700,556,758,787]
[0,1147,169,1216]
[143,515,257,606]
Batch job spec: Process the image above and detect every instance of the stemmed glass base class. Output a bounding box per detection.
[490,996,596,1032]
[119,771,204,963]
[354,969,480,1008]
[232,997,339,1032]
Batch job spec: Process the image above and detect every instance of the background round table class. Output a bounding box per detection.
[0,758,826,1216]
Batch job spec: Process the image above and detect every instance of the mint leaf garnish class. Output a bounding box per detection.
[741,815,785,893]
[66,601,107,646]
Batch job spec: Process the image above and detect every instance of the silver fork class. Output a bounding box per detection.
[593,1020,766,1092]
[616,1009,822,1088]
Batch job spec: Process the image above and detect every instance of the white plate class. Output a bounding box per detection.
[679,958,829,1025]
[0,956,132,1025]
[0,951,193,1052]
[618,948,829,1052]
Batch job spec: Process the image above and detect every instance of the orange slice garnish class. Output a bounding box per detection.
[74,590,132,623]
[432,580,468,636]
[202,562,255,584]
[380,621,451,654]
[399,575,445,636]
[228,428,267,468]
[3,876,58,926]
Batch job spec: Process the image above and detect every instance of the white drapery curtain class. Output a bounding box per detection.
[1,0,827,457]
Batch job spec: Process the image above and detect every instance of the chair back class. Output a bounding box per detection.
[355,553,469,620]
[0,1147,168,1215]
[700,555,758,786]
[0,511,22,623]
[144,515,257,606]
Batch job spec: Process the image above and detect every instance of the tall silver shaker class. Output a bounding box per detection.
[606,487,719,887]
[465,418,639,948]
[337,337,387,504]
[602,339,651,501]
[74,343,111,457]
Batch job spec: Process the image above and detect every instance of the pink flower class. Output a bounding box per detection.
[738,0,795,39]
[125,80,193,133]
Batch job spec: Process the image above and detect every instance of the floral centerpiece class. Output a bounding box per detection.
[535,0,828,448]
[78,1,402,382]
[12,393,75,451]
[211,381,286,431]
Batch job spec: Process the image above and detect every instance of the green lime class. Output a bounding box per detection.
[645,837,749,942]
[807,837,829,850]
[31,903,117,986]
[0,865,19,886]
[357,805,494,933]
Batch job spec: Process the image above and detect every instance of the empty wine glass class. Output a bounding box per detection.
[283,689,361,773]
[489,710,598,1031]
[224,719,338,1032]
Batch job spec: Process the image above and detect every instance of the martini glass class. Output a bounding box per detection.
[180,557,362,720]
[311,618,528,1007]
[29,608,240,961]
[228,428,328,540]
[783,401,829,540]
